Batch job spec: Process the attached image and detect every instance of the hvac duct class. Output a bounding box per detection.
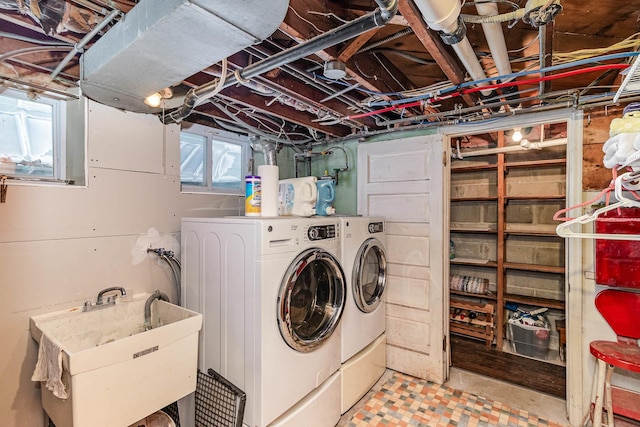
[161,0,398,124]
[412,0,492,96]
[79,0,288,113]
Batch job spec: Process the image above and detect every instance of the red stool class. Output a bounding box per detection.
[587,289,640,427]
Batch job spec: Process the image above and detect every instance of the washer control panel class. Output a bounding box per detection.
[368,221,384,234]
[307,224,338,241]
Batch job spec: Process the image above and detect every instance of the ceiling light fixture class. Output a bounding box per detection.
[511,127,523,142]
[144,88,173,108]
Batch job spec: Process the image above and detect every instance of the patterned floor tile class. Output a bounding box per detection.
[348,372,568,427]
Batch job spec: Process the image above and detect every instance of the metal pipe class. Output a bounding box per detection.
[160,254,181,305]
[161,0,398,124]
[144,290,170,330]
[245,44,371,115]
[50,8,120,80]
[147,248,181,305]
[538,25,546,97]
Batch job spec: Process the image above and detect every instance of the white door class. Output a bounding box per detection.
[357,134,447,383]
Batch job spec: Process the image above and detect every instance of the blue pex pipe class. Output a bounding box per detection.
[369,51,640,107]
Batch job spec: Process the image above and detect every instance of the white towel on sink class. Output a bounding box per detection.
[31,333,67,399]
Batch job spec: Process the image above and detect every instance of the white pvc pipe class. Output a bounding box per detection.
[451,38,492,96]
[412,0,460,33]
[475,2,512,78]
[460,138,568,157]
[413,0,492,96]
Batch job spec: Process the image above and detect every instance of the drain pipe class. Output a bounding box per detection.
[412,0,492,97]
[144,290,170,331]
[161,0,398,124]
[475,2,518,101]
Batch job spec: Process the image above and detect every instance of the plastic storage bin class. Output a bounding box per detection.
[508,319,550,359]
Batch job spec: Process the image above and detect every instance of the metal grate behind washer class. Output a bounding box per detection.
[195,368,247,427]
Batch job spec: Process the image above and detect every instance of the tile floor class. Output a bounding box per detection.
[338,367,568,426]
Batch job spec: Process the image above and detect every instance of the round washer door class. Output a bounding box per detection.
[278,247,346,353]
[353,238,387,313]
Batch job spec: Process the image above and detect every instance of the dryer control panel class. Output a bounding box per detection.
[368,221,384,234]
[307,224,338,241]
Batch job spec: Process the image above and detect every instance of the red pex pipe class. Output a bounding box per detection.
[350,64,630,120]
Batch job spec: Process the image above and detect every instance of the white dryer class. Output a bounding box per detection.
[339,216,388,413]
[181,217,345,427]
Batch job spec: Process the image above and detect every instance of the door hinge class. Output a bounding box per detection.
[443,335,447,352]
[443,151,448,167]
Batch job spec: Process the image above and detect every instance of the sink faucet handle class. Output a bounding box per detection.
[96,286,127,305]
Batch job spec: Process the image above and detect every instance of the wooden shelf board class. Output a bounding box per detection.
[451,164,498,173]
[450,289,497,300]
[505,195,566,201]
[503,262,565,274]
[451,228,498,234]
[451,259,498,268]
[451,197,498,202]
[505,229,561,237]
[504,293,565,310]
[505,159,566,169]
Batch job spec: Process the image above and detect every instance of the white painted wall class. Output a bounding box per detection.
[0,100,242,426]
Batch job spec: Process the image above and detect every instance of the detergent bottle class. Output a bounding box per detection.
[278,176,317,217]
[315,172,336,216]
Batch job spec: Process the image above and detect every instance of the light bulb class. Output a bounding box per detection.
[512,128,523,143]
[144,92,162,108]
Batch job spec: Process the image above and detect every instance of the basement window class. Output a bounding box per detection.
[180,123,251,195]
[0,88,62,177]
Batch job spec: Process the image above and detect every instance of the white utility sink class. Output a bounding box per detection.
[30,293,202,427]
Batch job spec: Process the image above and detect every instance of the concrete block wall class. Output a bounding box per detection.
[505,235,564,267]
[450,201,497,231]
[450,171,497,199]
[506,270,564,301]
[450,233,497,261]
[506,167,566,198]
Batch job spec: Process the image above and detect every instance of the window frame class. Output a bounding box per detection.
[0,87,67,181]
[180,123,252,195]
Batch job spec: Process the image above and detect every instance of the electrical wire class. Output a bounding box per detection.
[354,63,627,120]
[365,52,640,107]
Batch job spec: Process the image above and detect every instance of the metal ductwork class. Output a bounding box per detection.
[161,0,398,124]
[79,0,288,113]
[251,139,278,166]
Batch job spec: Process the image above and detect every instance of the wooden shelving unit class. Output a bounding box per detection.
[449,127,567,362]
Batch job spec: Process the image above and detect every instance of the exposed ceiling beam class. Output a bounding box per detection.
[280,0,409,100]
[397,0,476,106]
[338,28,379,62]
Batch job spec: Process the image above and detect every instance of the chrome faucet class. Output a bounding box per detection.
[96,286,127,305]
[83,286,127,312]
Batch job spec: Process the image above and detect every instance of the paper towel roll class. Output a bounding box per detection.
[259,165,279,216]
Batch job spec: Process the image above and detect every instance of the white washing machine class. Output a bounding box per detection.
[181,216,345,427]
[339,216,388,413]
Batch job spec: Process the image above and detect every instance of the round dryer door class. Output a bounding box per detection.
[353,238,387,313]
[278,248,346,353]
